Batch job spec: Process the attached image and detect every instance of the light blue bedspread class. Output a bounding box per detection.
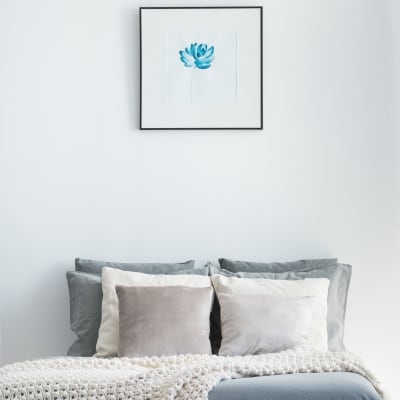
[209,372,382,400]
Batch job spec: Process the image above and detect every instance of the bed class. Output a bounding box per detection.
[0,257,388,400]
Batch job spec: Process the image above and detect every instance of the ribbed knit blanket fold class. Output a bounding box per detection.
[0,350,389,400]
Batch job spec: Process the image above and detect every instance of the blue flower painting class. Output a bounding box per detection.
[179,43,215,69]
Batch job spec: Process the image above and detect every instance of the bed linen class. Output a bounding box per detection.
[218,258,338,273]
[209,372,382,400]
[210,263,351,351]
[0,351,387,400]
[68,259,207,357]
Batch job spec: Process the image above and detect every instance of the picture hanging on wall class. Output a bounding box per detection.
[140,6,263,130]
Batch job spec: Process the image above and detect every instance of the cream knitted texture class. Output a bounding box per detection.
[0,350,389,400]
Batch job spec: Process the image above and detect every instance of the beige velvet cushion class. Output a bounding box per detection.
[218,293,315,356]
[117,285,213,357]
[96,267,211,357]
[211,275,329,352]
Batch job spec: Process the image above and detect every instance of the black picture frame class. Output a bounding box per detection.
[140,6,263,130]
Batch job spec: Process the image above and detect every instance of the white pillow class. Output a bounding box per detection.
[218,293,315,356]
[211,275,329,351]
[96,267,211,357]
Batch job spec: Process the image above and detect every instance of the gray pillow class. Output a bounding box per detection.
[117,285,213,357]
[75,258,203,275]
[67,261,208,357]
[210,263,352,351]
[218,258,338,273]
[218,293,315,356]
[66,271,102,356]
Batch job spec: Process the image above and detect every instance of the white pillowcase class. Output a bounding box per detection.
[96,267,211,357]
[211,275,330,352]
[218,293,315,356]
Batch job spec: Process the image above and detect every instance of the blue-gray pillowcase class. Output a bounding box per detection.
[68,259,208,357]
[75,258,200,275]
[218,258,338,273]
[210,263,351,352]
[66,271,102,356]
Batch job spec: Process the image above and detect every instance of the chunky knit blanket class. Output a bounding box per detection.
[0,350,389,400]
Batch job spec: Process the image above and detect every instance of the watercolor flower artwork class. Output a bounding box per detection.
[179,42,215,102]
[140,7,262,129]
[179,43,215,69]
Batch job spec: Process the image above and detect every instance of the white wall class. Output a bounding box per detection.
[393,0,400,252]
[0,0,398,396]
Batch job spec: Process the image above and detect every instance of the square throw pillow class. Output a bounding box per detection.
[75,258,208,275]
[211,275,330,352]
[66,271,102,356]
[218,293,315,356]
[218,258,337,273]
[67,258,207,357]
[96,267,212,357]
[210,263,351,351]
[117,285,213,357]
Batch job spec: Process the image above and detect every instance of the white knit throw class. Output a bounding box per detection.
[0,350,388,400]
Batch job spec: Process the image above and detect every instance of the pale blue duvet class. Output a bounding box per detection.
[209,372,382,400]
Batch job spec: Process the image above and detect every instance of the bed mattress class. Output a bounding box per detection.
[209,372,382,400]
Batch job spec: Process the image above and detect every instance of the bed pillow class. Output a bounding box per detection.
[75,258,206,275]
[117,285,213,357]
[211,263,351,351]
[218,293,315,356]
[96,267,212,357]
[218,258,337,273]
[66,271,102,356]
[67,261,208,357]
[211,275,329,352]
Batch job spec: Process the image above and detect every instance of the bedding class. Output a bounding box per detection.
[58,257,386,400]
[217,293,315,356]
[66,271,102,356]
[218,293,316,356]
[208,372,383,400]
[75,257,205,275]
[117,285,214,357]
[96,267,212,357]
[219,257,338,273]
[67,260,208,357]
[212,275,330,351]
[0,351,387,400]
[211,263,352,351]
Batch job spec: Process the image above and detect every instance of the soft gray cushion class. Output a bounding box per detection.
[218,258,337,273]
[98,269,211,357]
[210,263,352,351]
[218,293,314,356]
[67,261,208,357]
[117,285,214,357]
[75,258,203,275]
[66,271,102,356]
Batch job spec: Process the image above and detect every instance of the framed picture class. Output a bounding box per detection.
[140,6,263,130]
